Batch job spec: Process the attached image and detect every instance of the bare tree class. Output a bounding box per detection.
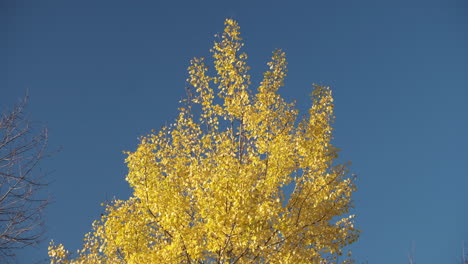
[0,96,49,260]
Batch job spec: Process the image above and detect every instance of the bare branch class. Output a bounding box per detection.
[0,96,50,261]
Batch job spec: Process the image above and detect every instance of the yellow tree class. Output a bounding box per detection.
[49,19,358,264]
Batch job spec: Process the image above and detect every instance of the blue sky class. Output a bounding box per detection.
[3,0,467,263]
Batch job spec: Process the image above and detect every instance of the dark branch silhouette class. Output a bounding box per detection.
[0,96,49,261]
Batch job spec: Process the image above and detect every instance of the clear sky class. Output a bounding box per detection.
[3,0,467,263]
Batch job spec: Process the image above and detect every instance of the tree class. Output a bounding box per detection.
[49,19,359,264]
[0,96,49,260]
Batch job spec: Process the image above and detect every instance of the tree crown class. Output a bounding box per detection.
[49,19,358,264]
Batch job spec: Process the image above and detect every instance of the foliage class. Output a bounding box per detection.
[49,19,358,264]
[0,96,49,261]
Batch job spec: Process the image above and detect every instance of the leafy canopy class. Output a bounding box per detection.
[49,19,358,264]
